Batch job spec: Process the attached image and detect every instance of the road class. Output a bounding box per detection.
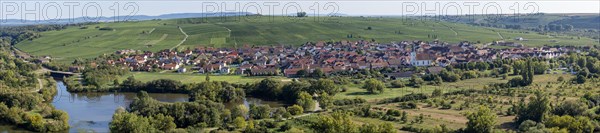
[31,78,43,93]
[497,32,505,40]
[170,26,188,50]
[223,26,237,47]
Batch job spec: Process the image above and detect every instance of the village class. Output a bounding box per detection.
[62,40,576,79]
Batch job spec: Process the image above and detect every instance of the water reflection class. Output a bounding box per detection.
[51,81,189,133]
[1,81,285,133]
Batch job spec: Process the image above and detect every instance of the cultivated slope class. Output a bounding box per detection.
[16,16,598,63]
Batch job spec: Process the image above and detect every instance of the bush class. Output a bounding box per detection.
[440,101,452,110]
[399,102,418,109]
[333,98,366,106]
[98,27,114,31]
[553,100,588,116]
[386,109,402,116]
[287,105,304,115]
[391,80,406,88]
[557,76,564,82]
[379,93,428,104]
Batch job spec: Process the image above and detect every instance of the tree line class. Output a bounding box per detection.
[0,49,69,132]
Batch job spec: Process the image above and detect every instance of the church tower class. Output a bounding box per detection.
[410,44,417,66]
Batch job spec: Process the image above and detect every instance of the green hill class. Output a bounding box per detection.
[15,16,598,64]
[438,13,599,30]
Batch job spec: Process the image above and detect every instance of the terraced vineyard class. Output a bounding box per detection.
[15,16,598,64]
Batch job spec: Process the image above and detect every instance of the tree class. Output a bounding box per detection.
[378,123,395,133]
[362,78,385,94]
[475,62,489,71]
[516,91,550,124]
[254,78,282,100]
[553,100,588,116]
[149,114,176,132]
[205,73,210,81]
[557,76,564,82]
[296,92,315,111]
[23,113,45,132]
[318,92,334,110]
[574,75,586,84]
[408,75,424,88]
[391,80,405,88]
[220,86,245,103]
[465,106,497,133]
[500,64,511,74]
[272,107,288,120]
[440,70,460,82]
[544,115,594,133]
[311,111,358,133]
[296,12,307,17]
[281,81,310,104]
[519,59,534,86]
[287,105,304,115]
[518,120,552,132]
[233,117,247,129]
[249,104,271,119]
[508,77,524,87]
[359,123,396,133]
[296,70,307,77]
[431,89,442,97]
[400,111,408,123]
[109,108,158,133]
[310,79,339,95]
[359,123,379,133]
[231,105,249,119]
[120,76,143,91]
[311,69,325,78]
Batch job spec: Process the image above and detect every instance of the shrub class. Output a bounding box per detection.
[391,80,406,88]
[98,27,114,31]
[333,98,366,106]
[287,105,304,115]
[399,102,418,109]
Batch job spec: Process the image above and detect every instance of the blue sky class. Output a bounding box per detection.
[1,1,598,20]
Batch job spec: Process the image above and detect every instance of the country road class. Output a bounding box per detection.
[31,78,43,93]
[170,26,188,50]
[223,26,237,46]
[497,32,505,40]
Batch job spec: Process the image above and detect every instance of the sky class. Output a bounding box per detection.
[1,1,598,20]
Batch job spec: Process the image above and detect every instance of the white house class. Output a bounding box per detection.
[410,51,433,67]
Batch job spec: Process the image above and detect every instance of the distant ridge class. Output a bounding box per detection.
[1,12,253,26]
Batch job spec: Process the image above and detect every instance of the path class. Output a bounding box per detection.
[441,23,458,36]
[28,78,44,93]
[170,26,188,50]
[497,31,505,40]
[147,28,156,34]
[223,26,237,47]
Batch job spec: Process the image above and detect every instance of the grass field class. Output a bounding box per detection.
[120,72,289,84]
[329,73,590,132]
[334,76,514,100]
[333,73,577,101]
[15,16,598,64]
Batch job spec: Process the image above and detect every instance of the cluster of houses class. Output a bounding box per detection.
[98,40,582,78]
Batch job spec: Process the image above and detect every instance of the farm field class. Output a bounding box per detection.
[15,16,598,64]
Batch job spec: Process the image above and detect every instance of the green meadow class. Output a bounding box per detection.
[16,16,598,64]
[120,72,289,84]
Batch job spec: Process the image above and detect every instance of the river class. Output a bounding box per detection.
[1,81,284,133]
[53,81,190,132]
